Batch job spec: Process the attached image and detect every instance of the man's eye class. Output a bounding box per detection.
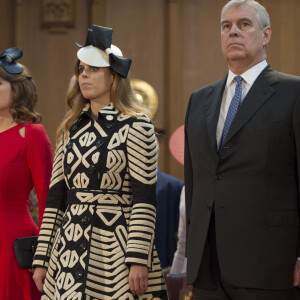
[91,67,99,72]
[241,22,250,27]
[222,24,231,30]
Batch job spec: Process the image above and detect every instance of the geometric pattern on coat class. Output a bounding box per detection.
[33,103,167,299]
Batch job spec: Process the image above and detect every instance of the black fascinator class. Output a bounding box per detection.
[0,47,24,74]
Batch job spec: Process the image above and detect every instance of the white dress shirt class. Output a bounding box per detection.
[170,186,187,274]
[216,60,268,147]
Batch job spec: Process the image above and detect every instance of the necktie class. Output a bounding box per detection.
[219,75,243,149]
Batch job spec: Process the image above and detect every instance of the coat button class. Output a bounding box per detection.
[66,142,73,150]
[106,115,114,121]
[96,140,103,148]
[81,216,91,225]
[71,124,78,131]
[75,269,83,279]
[62,216,69,225]
[65,165,71,175]
[215,175,222,180]
[79,243,87,252]
[89,165,97,174]
[106,123,113,129]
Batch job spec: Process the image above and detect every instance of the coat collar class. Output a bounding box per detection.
[222,65,277,147]
[78,102,119,123]
[206,76,227,152]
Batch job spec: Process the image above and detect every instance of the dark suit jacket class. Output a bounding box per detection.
[155,170,184,268]
[184,65,300,289]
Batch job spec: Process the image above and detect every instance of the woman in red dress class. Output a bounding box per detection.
[0,47,53,300]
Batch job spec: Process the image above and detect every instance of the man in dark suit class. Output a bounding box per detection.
[184,0,300,299]
[155,169,183,270]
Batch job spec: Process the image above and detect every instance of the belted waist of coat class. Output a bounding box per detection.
[66,188,132,205]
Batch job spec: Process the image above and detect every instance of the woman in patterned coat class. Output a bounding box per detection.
[33,25,168,300]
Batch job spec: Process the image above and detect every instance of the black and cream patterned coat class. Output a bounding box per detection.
[33,103,167,300]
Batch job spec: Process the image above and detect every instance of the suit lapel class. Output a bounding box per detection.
[206,77,227,152]
[223,66,278,146]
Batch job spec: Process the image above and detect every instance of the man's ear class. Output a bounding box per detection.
[262,26,271,48]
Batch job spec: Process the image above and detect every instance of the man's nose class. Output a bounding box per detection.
[229,24,239,36]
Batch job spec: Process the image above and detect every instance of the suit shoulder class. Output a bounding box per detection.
[277,71,300,84]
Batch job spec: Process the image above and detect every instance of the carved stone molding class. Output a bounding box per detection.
[41,0,75,28]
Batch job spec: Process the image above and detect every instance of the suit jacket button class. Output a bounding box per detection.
[106,123,113,129]
[89,165,97,174]
[216,175,222,180]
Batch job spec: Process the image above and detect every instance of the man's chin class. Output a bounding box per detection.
[225,52,246,62]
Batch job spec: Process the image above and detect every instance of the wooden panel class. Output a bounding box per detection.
[90,0,168,170]
[263,0,300,76]
[14,0,90,144]
[0,0,15,50]
[1,0,299,179]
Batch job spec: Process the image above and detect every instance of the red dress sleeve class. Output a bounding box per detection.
[25,124,53,227]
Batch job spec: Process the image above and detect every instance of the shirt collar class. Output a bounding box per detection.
[226,60,268,87]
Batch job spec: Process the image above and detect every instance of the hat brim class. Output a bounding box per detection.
[77,44,122,67]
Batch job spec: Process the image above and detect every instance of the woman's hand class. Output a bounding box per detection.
[33,267,47,292]
[128,264,148,297]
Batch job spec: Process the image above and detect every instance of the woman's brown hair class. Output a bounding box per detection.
[56,60,149,145]
[0,65,41,124]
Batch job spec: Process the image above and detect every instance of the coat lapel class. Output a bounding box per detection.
[223,65,278,146]
[206,76,227,152]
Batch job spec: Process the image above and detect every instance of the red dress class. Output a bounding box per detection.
[0,123,53,300]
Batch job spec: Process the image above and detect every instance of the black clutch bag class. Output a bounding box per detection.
[13,236,38,269]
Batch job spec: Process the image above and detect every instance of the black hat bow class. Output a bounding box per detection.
[0,47,24,74]
[76,25,132,78]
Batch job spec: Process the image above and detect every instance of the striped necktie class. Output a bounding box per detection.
[219,75,243,149]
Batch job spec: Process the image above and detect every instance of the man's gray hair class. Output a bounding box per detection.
[221,0,270,29]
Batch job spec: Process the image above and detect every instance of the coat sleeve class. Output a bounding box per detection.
[184,93,194,257]
[293,89,300,256]
[33,135,68,268]
[25,124,53,227]
[124,115,158,268]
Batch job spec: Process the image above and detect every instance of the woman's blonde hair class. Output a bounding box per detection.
[56,60,148,145]
[0,65,41,124]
